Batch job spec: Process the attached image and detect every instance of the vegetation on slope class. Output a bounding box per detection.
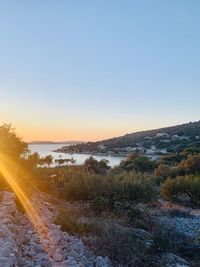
[1,123,200,266]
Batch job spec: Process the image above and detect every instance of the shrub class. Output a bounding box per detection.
[95,227,155,267]
[54,210,102,236]
[83,156,110,175]
[55,208,157,267]
[179,154,200,174]
[152,223,200,262]
[120,154,156,172]
[154,164,174,178]
[160,175,200,204]
[54,169,157,209]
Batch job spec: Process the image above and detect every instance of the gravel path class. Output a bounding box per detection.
[0,191,112,267]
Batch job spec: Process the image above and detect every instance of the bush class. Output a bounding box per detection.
[54,169,157,209]
[160,175,200,204]
[179,154,200,174]
[95,227,155,267]
[154,164,175,178]
[83,156,110,175]
[152,224,200,262]
[54,207,157,267]
[120,154,156,173]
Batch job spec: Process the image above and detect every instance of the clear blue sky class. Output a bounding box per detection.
[0,1,199,141]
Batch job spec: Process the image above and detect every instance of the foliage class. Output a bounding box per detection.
[55,157,76,167]
[54,207,157,267]
[41,155,53,167]
[160,175,200,204]
[0,124,28,159]
[95,227,155,267]
[120,154,156,172]
[83,156,110,175]
[154,164,178,179]
[152,223,200,263]
[27,152,41,167]
[26,153,53,168]
[52,169,157,210]
[179,154,200,174]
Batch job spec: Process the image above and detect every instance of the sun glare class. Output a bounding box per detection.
[0,152,58,262]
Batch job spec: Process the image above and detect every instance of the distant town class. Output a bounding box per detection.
[57,121,200,160]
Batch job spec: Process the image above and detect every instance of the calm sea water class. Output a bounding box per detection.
[28,144,125,167]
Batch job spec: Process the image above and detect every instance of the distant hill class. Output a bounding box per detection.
[57,121,200,158]
[29,141,84,145]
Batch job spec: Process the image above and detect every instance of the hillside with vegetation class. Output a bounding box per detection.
[0,123,200,266]
[57,121,200,159]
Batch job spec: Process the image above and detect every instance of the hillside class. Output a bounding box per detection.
[57,121,200,159]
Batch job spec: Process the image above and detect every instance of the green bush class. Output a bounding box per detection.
[120,154,156,172]
[160,175,200,204]
[54,169,157,209]
[83,156,110,175]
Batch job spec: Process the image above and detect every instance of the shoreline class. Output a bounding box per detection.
[54,150,128,158]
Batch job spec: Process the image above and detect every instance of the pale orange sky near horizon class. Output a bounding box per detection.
[14,118,198,142]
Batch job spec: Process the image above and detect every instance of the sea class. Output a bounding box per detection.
[28,144,125,167]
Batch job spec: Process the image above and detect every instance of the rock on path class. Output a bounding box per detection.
[0,191,112,267]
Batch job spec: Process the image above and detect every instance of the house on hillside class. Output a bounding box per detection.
[156,133,169,138]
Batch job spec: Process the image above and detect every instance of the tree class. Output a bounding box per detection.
[120,154,156,172]
[161,175,200,204]
[55,158,75,167]
[0,124,28,160]
[70,157,76,165]
[55,159,66,167]
[83,156,110,175]
[41,155,53,167]
[27,152,41,167]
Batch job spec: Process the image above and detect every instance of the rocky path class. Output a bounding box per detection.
[151,200,200,267]
[0,191,111,267]
[155,200,200,240]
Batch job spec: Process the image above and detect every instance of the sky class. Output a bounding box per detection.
[0,1,200,141]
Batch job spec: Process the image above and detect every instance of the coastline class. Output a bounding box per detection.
[54,150,128,158]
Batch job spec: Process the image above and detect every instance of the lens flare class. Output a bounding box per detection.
[0,152,60,262]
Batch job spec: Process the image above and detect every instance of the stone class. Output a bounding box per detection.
[131,228,153,240]
[0,191,113,267]
[53,254,63,262]
[0,256,16,267]
[96,256,111,267]
[162,253,190,267]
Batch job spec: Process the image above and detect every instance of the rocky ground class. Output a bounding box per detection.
[0,190,200,267]
[0,191,112,267]
[155,200,200,240]
[152,200,200,267]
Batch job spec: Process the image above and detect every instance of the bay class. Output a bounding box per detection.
[28,144,125,167]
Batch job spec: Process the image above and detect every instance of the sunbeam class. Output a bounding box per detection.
[0,152,58,262]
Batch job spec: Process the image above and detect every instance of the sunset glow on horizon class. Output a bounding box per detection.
[0,1,199,141]
[14,118,199,143]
